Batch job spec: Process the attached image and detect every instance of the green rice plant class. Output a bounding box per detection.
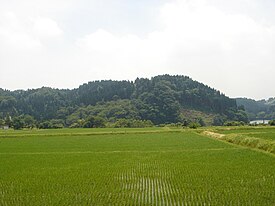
[0,128,274,205]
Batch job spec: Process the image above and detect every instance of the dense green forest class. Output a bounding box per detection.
[236,98,275,120]
[0,75,248,129]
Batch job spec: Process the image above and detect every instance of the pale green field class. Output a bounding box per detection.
[0,128,274,205]
[216,127,275,141]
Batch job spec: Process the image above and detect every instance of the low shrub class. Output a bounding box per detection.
[269,120,275,126]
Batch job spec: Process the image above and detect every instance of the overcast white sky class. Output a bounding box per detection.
[0,0,274,100]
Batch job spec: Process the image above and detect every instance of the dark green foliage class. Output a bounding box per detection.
[77,80,134,105]
[197,118,205,126]
[22,115,36,128]
[49,119,65,129]
[134,79,180,124]
[112,119,131,128]
[213,115,225,126]
[0,75,248,127]
[188,122,201,129]
[12,116,24,130]
[38,121,52,129]
[0,119,4,127]
[151,75,236,113]
[38,119,64,129]
[236,97,275,120]
[83,116,106,128]
[269,120,275,126]
[133,75,242,124]
[113,119,153,128]
[236,98,267,114]
[66,100,139,127]
[224,121,246,126]
[0,96,17,116]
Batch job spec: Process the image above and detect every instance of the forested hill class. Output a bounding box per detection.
[0,75,248,128]
[236,98,275,120]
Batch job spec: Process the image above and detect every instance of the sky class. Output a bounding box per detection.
[0,0,274,100]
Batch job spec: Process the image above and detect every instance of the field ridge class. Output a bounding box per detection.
[0,129,183,138]
[202,130,275,155]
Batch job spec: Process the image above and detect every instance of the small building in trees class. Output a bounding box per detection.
[2,125,9,130]
[249,120,270,125]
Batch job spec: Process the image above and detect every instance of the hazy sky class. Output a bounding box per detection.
[0,0,274,100]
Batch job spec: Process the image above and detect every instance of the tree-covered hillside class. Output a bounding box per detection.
[0,75,247,128]
[236,98,275,120]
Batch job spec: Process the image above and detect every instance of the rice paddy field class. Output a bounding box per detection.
[0,127,274,205]
[215,127,275,141]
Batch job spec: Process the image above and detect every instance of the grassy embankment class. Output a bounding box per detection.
[203,126,275,154]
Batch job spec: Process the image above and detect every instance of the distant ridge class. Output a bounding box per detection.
[236,97,275,120]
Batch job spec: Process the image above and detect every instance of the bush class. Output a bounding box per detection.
[38,119,64,129]
[269,120,275,126]
[38,121,51,129]
[164,122,184,128]
[213,116,224,126]
[188,122,201,129]
[83,116,106,128]
[224,121,245,126]
[13,117,24,130]
[113,119,153,128]
[69,119,85,128]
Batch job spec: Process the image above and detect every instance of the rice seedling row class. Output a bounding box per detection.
[0,128,274,205]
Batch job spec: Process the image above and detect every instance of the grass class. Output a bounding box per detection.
[0,127,180,138]
[215,127,275,141]
[0,128,274,205]
[208,126,275,154]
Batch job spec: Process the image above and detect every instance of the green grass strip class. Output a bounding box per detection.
[202,130,275,155]
[0,129,183,138]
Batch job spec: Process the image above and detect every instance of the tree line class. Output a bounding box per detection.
[0,75,248,129]
[236,98,275,120]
